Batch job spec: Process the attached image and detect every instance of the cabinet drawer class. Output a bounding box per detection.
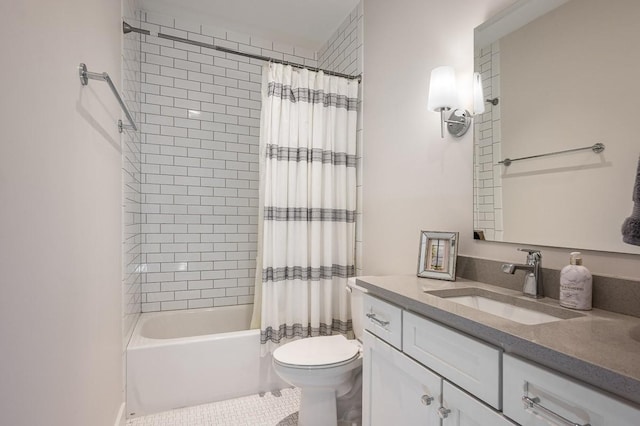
[362,294,402,349]
[403,311,501,409]
[503,354,640,426]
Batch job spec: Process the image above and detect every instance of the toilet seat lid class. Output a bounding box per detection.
[273,335,359,367]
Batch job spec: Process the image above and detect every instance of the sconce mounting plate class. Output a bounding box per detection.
[445,109,472,137]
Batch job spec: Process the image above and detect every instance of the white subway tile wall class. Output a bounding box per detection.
[317,3,363,77]
[317,2,364,276]
[122,0,143,340]
[138,11,325,312]
[138,5,364,311]
[473,42,502,241]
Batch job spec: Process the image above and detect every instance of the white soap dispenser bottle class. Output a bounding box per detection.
[559,252,592,310]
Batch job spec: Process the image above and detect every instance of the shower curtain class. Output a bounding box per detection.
[252,63,359,354]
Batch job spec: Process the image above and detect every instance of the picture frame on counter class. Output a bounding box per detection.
[417,230,459,281]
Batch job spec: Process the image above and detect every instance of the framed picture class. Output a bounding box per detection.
[417,231,459,281]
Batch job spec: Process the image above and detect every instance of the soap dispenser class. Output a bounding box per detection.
[559,252,592,310]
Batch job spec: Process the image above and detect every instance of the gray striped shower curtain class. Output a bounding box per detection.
[252,63,358,354]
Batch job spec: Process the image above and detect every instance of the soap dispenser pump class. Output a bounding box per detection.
[559,252,592,310]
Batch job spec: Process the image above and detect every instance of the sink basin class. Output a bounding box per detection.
[426,288,584,325]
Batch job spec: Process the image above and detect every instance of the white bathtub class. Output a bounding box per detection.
[126,304,287,418]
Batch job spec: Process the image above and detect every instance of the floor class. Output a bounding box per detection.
[126,388,300,426]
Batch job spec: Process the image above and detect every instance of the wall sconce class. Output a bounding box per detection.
[427,66,472,138]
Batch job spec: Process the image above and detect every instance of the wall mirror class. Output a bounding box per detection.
[473,0,640,255]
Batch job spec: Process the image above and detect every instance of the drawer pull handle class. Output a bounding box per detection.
[420,394,434,406]
[522,396,591,426]
[437,407,451,419]
[366,312,390,327]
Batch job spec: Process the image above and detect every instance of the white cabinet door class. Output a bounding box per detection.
[503,354,640,426]
[441,381,516,426]
[363,331,441,426]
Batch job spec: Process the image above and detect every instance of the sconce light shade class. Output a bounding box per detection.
[473,72,486,115]
[427,66,459,112]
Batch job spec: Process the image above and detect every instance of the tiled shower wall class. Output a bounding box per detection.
[318,2,364,276]
[122,0,143,339]
[473,41,502,241]
[138,12,322,312]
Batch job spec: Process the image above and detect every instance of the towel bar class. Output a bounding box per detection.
[498,143,604,166]
[78,63,137,133]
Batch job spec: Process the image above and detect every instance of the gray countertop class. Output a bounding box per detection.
[356,275,640,406]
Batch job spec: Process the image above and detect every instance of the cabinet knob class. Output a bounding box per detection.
[420,394,434,406]
[437,407,451,419]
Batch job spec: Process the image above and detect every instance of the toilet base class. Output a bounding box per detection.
[299,387,338,426]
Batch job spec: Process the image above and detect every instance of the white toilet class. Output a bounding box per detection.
[272,278,365,426]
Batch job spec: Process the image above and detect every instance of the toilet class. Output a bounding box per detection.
[272,278,365,426]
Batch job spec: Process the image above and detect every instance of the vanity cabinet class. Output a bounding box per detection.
[362,294,514,426]
[362,330,514,426]
[361,293,640,426]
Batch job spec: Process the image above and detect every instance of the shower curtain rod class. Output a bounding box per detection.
[123,21,362,82]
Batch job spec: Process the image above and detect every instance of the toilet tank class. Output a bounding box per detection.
[347,277,367,341]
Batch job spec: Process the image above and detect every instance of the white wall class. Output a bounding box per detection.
[0,1,124,425]
[362,0,640,280]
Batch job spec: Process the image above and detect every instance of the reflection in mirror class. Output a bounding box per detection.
[473,0,640,254]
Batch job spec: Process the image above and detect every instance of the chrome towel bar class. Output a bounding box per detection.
[498,143,605,166]
[78,63,137,133]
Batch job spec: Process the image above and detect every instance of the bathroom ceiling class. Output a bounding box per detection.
[138,0,360,50]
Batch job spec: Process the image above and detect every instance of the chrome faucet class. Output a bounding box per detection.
[501,248,543,298]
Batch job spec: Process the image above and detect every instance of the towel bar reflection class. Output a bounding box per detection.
[78,63,137,133]
[498,143,605,167]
